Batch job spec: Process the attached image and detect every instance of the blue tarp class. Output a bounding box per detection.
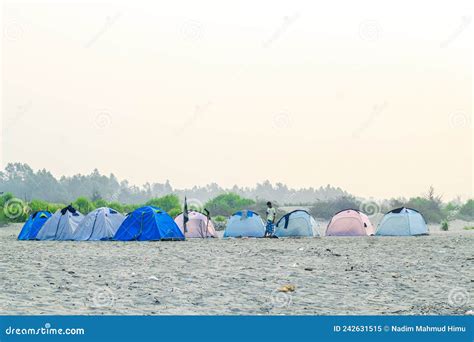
[113,206,185,241]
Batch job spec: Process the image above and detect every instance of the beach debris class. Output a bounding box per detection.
[148,276,159,281]
[304,267,313,271]
[465,310,474,315]
[326,248,341,257]
[345,266,354,271]
[297,247,305,251]
[278,284,296,293]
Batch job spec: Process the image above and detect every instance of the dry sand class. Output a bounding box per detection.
[0,222,472,315]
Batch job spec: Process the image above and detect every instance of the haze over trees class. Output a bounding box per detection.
[0,163,472,225]
[0,163,348,204]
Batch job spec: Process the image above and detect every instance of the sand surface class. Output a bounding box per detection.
[0,223,472,315]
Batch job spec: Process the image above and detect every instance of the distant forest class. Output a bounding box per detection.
[0,163,348,204]
[0,163,473,224]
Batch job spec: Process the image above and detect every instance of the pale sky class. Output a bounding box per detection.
[1,0,472,200]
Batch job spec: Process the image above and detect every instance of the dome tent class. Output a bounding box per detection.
[326,209,375,236]
[274,210,318,237]
[114,206,185,241]
[18,211,52,240]
[223,210,265,238]
[72,207,125,241]
[174,211,217,238]
[376,207,428,236]
[36,205,84,240]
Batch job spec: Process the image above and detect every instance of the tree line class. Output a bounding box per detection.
[1,188,473,226]
[0,163,348,205]
[1,163,472,225]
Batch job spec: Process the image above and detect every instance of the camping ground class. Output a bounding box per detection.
[0,222,472,315]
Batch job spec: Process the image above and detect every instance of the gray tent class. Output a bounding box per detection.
[72,207,125,241]
[36,205,84,240]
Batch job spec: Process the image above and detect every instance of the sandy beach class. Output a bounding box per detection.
[0,222,472,315]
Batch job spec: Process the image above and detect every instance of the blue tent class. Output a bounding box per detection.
[18,211,52,240]
[376,207,429,236]
[113,206,185,241]
[223,210,265,238]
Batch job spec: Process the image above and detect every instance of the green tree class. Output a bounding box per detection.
[146,194,181,212]
[73,197,95,214]
[108,201,125,213]
[459,199,474,220]
[309,196,360,219]
[204,193,255,216]
[93,199,108,209]
[406,195,443,223]
[168,208,181,218]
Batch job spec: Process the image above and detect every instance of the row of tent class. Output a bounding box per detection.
[18,205,429,241]
[18,205,214,241]
[223,207,428,237]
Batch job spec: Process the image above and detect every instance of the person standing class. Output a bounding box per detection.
[265,201,276,237]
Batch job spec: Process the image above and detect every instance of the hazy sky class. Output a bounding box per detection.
[1,0,472,200]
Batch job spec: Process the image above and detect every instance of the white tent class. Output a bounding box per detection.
[376,207,429,236]
[36,205,84,240]
[72,207,125,241]
[223,210,265,238]
[275,210,318,237]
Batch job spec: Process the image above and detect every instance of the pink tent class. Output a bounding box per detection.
[326,209,375,236]
[174,211,217,238]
